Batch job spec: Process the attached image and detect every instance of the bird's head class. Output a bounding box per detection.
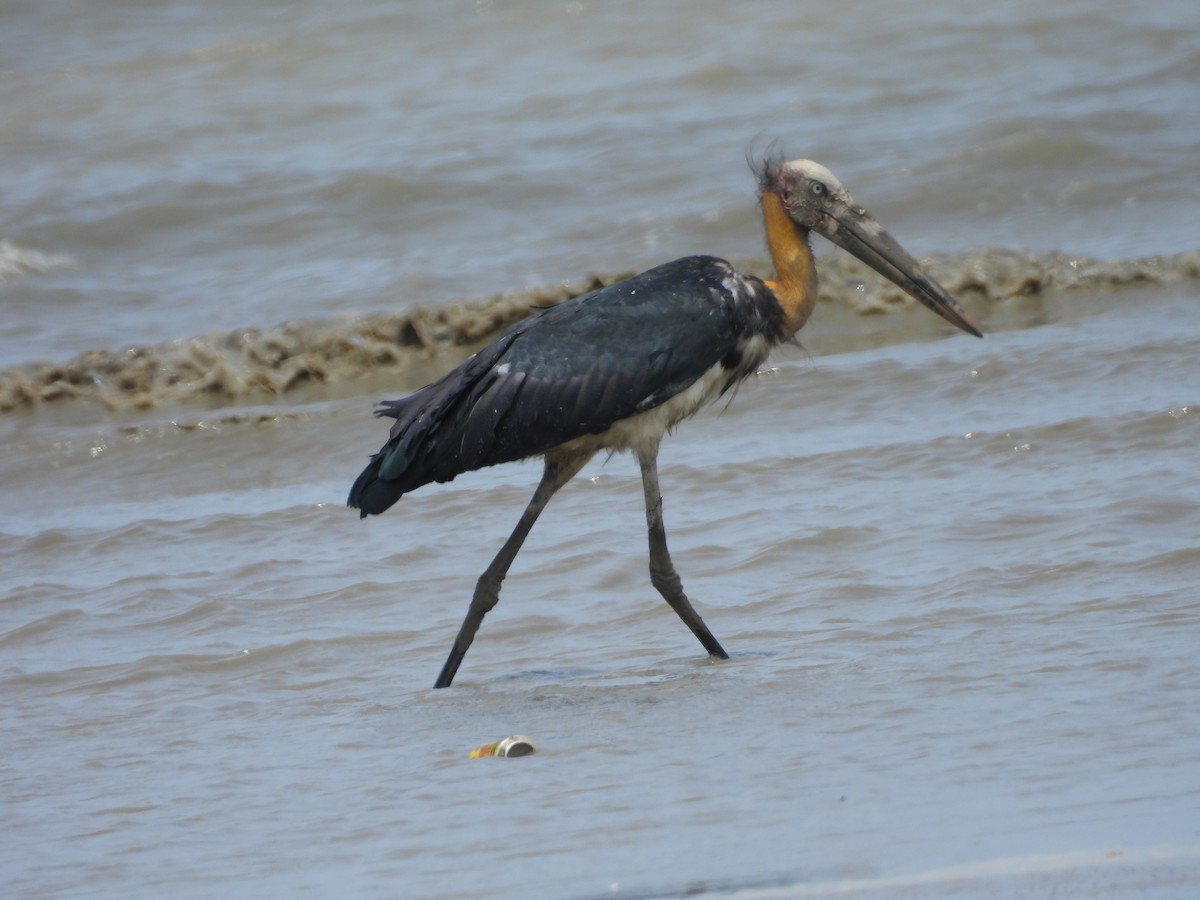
[757,156,982,338]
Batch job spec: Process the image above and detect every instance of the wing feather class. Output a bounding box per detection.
[349,256,777,516]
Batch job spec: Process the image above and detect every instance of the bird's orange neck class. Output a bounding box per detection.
[760,190,819,339]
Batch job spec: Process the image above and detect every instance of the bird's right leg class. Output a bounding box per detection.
[434,449,592,688]
[636,444,729,661]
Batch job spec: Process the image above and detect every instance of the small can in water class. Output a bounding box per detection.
[469,735,536,758]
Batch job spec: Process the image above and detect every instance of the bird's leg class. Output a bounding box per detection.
[434,450,592,688]
[636,445,729,660]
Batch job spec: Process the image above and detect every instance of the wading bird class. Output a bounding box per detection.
[349,155,982,688]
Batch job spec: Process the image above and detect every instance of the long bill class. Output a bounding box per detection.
[816,206,983,338]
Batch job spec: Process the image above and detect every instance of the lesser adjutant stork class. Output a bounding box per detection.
[349,154,981,687]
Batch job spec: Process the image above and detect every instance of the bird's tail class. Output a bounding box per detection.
[347,453,404,518]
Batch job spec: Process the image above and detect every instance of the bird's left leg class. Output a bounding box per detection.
[434,448,593,688]
[636,444,729,660]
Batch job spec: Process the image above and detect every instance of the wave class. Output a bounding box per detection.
[2,248,1196,415]
[0,240,74,282]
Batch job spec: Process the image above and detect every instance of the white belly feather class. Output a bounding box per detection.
[558,333,772,457]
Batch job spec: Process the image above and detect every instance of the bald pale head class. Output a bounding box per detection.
[754,151,982,337]
[757,155,859,233]
[780,158,844,194]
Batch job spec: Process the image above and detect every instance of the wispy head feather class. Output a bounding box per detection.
[746,138,788,196]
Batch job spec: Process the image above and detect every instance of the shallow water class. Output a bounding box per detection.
[3,1,1200,897]
[5,285,1199,898]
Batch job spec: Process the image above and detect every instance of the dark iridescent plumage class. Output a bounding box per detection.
[349,256,782,515]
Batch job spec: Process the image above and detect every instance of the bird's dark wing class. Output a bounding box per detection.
[348,256,777,516]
